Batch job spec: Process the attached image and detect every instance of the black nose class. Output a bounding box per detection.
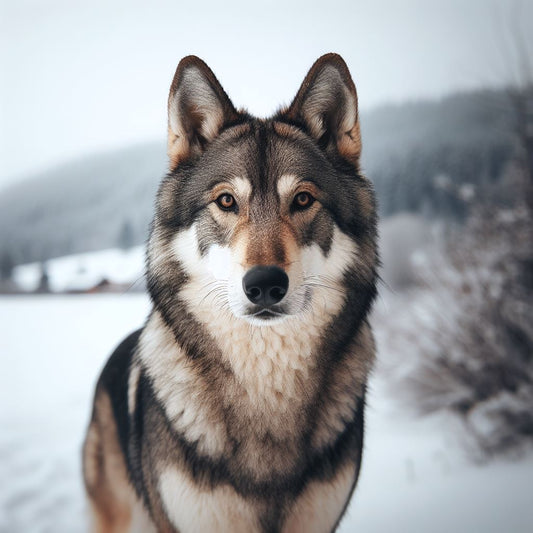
[242,266,289,306]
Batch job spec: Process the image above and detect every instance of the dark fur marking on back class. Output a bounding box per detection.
[96,329,141,468]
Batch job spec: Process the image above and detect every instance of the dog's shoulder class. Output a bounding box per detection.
[97,329,141,395]
[95,329,142,457]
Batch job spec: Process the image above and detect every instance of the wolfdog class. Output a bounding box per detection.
[83,53,378,532]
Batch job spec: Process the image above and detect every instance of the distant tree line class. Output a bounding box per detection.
[371,139,513,219]
[361,90,516,220]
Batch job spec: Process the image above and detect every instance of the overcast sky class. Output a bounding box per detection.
[1,0,532,190]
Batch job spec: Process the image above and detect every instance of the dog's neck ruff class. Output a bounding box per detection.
[139,302,334,411]
[190,295,339,402]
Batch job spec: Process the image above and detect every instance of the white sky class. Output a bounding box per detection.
[1,0,532,189]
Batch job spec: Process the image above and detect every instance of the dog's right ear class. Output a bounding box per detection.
[281,53,361,166]
[167,56,239,169]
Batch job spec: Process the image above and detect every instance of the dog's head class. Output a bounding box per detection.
[148,54,377,327]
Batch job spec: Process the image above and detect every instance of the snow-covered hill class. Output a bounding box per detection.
[13,246,145,293]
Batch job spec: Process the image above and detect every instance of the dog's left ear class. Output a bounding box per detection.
[282,53,361,165]
[167,56,239,169]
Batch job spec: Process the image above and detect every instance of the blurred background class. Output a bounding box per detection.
[1,0,532,531]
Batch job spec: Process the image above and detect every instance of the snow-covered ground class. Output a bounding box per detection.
[0,294,532,532]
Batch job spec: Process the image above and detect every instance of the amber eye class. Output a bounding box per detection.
[292,192,315,210]
[215,193,236,211]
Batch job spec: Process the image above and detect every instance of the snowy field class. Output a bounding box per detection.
[1,294,532,532]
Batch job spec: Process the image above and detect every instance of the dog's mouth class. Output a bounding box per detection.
[251,310,280,320]
[236,286,313,324]
[243,305,288,321]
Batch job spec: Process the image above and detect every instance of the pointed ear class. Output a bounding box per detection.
[282,53,361,165]
[167,56,239,169]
